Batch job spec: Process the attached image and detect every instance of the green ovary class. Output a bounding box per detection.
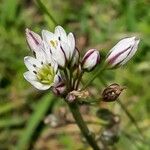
[37,65,55,85]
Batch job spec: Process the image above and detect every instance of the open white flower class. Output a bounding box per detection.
[24,29,60,90]
[106,37,140,68]
[42,26,78,68]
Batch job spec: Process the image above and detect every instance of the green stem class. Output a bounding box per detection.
[117,100,144,140]
[75,71,84,90]
[64,69,70,91]
[68,102,101,150]
[36,0,58,25]
[82,67,105,90]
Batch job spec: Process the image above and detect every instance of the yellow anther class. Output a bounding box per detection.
[50,40,58,48]
[37,64,55,85]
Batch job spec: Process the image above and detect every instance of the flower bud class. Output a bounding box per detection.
[25,28,43,53]
[106,37,140,68]
[52,82,66,96]
[102,83,125,102]
[81,49,100,71]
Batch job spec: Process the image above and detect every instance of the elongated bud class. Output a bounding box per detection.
[81,49,100,71]
[70,48,80,67]
[52,82,66,96]
[102,83,125,102]
[106,37,140,68]
[25,28,43,52]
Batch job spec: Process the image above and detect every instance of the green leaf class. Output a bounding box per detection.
[0,117,25,128]
[16,94,55,150]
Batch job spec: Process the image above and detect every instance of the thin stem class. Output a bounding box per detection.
[67,102,101,150]
[117,99,144,140]
[69,67,74,90]
[75,71,84,90]
[82,67,105,90]
[36,0,58,25]
[64,69,70,91]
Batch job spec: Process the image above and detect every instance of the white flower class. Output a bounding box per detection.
[81,49,100,71]
[24,29,60,90]
[106,37,140,68]
[42,26,77,68]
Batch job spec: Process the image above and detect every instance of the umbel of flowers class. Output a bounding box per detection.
[24,26,100,96]
[24,25,140,98]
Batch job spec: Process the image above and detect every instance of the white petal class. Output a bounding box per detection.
[43,41,52,60]
[71,48,79,66]
[42,30,55,44]
[51,46,66,67]
[24,56,42,73]
[49,58,58,73]
[82,49,100,71]
[60,41,70,60]
[108,37,136,58]
[25,29,49,63]
[53,73,61,86]
[67,33,75,57]
[112,49,131,66]
[24,71,37,81]
[35,46,48,63]
[55,26,67,41]
[24,71,50,90]
[83,53,98,70]
[120,39,140,65]
[25,28,42,52]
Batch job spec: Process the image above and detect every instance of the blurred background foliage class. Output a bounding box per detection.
[0,0,150,149]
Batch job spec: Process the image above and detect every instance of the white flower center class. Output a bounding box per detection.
[37,64,55,84]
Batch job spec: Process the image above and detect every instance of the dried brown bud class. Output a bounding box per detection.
[66,90,90,103]
[102,83,125,102]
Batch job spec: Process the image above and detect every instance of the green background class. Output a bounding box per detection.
[0,0,150,149]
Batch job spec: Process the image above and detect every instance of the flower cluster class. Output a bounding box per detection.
[24,26,140,98]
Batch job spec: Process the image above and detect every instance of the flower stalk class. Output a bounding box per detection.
[82,66,106,90]
[67,101,101,150]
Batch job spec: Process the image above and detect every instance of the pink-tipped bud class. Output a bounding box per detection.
[106,37,140,68]
[52,82,66,96]
[25,28,43,52]
[81,49,100,71]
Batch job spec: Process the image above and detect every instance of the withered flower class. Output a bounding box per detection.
[102,83,125,102]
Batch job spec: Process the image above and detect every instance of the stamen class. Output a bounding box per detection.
[36,64,55,85]
[50,40,58,48]
[50,40,55,47]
